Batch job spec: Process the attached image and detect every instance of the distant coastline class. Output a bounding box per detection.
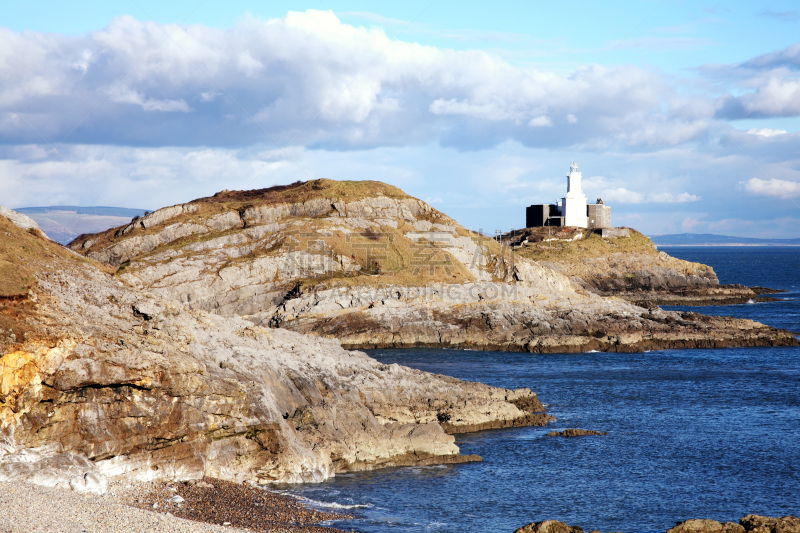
[656,243,800,247]
[650,232,800,246]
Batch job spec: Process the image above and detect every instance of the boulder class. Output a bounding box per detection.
[545,429,608,437]
[515,519,585,533]
[667,519,745,533]
[740,515,800,533]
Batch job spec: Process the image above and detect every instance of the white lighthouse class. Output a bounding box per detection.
[561,162,588,228]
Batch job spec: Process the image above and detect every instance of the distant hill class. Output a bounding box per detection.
[650,233,800,245]
[16,206,147,245]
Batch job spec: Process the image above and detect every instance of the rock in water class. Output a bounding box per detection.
[545,429,608,437]
[515,519,586,533]
[667,519,745,533]
[514,516,800,533]
[739,515,800,533]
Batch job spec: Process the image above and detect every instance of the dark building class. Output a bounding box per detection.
[526,198,611,229]
[526,204,563,227]
[587,199,611,229]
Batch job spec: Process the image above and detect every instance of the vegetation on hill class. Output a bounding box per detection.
[512,227,659,263]
[195,178,412,207]
[0,216,104,350]
[70,179,516,291]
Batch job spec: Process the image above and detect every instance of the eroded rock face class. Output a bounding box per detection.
[540,250,759,306]
[0,216,551,493]
[257,282,798,352]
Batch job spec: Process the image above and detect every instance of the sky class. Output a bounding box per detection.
[1,1,799,237]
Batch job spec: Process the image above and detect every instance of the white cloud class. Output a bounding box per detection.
[744,177,800,198]
[599,188,699,204]
[602,187,644,204]
[740,78,800,116]
[681,217,703,232]
[430,99,515,121]
[746,128,787,137]
[528,116,552,127]
[0,11,721,150]
[0,144,298,209]
[648,192,700,203]
[112,88,192,113]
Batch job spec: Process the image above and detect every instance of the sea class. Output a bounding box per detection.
[277,246,800,533]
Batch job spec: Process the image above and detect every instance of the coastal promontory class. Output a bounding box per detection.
[68,179,798,353]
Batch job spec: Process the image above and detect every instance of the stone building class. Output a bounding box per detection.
[525,162,611,229]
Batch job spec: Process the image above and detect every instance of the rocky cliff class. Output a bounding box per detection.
[508,226,766,306]
[0,210,551,493]
[67,179,798,352]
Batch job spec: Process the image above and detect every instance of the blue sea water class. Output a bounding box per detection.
[279,247,800,533]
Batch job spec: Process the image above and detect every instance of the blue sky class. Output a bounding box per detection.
[1,1,799,237]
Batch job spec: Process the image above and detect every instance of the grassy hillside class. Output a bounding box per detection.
[195,179,412,208]
[512,227,659,263]
[0,215,104,350]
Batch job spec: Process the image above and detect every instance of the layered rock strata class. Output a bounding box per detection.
[257,284,796,352]
[508,227,773,306]
[67,180,798,353]
[0,211,551,492]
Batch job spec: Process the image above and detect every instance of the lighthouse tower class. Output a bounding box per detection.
[561,162,588,228]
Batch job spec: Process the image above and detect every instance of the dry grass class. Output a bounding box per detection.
[195,178,411,208]
[0,217,87,298]
[514,228,658,264]
[69,179,519,290]
[0,216,100,349]
[69,179,447,254]
[242,218,476,287]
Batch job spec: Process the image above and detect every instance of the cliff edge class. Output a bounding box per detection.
[508,226,767,306]
[0,209,551,493]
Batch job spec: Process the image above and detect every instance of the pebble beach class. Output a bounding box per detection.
[0,480,348,533]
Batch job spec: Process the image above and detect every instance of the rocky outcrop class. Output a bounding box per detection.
[545,429,607,437]
[514,516,800,533]
[0,210,552,493]
[515,519,589,533]
[257,283,798,352]
[66,180,799,354]
[0,204,48,239]
[510,227,771,306]
[667,520,746,533]
[739,515,800,533]
[668,516,800,533]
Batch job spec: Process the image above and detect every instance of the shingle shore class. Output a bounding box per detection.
[0,480,348,533]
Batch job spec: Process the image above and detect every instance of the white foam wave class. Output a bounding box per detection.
[297,496,371,510]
